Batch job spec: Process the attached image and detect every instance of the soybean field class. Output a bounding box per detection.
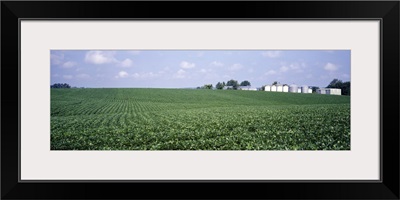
[51,88,350,150]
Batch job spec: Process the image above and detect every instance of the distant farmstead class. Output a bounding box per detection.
[263,83,340,95]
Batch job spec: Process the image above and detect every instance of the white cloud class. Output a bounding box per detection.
[324,63,338,71]
[63,75,73,79]
[180,61,196,69]
[229,63,243,71]
[210,61,224,67]
[279,62,306,73]
[132,72,159,79]
[199,69,208,73]
[85,51,117,64]
[116,71,129,78]
[280,66,289,72]
[62,61,77,68]
[174,69,187,79]
[262,51,282,58]
[76,74,90,79]
[289,63,300,70]
[120,58,133,68]
[265,70,277,75]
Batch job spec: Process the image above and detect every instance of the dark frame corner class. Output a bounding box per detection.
[1,1,399,199]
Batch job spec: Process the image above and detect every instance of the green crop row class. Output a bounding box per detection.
[51,88,350,150]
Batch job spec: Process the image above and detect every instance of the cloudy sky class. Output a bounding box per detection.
[51,50,350,88]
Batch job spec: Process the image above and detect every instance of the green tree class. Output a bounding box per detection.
[272,81,278,85]
[51,83,71,88]
[226,79,239,90]
[311,86,319,93]
[216,82,224,90]
[341,81,350,95]
[240,80,251,86]
[203,84,213,89]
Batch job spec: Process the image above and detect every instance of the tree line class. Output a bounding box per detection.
[51,83,71,88]
[198,79,251,90]
[215,80,251,90]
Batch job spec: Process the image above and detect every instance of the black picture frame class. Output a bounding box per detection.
[1,1,399,199]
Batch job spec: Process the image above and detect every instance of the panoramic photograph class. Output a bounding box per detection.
[50,50,351,150]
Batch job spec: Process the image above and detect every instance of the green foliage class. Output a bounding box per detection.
[51,83,71,88]
[203,84,213,89]
[226,79,239,90]
[272,81,278,85]
[51,88,350,150]
[240,80,251,86]
[216,82,225,90]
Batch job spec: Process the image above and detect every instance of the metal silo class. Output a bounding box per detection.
[282,85,289,92]
[301,85,308,93]
[264,85,271,92]
[276,84,283,92]
[289,84,298,93]
[271,85,277,92]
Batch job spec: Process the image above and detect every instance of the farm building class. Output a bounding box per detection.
[289,84,298,93]
[301,85,309,93]
[282,85,289,92]
[276,84,283,92]
[238,86,257,91]
[297,88,301,93]
[222,86,234,90]
[264,85,271,92]
[271,85,277,92]
[316,88,342,95]
[308,88,312,93]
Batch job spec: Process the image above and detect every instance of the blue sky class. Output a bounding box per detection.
[51,50,350,88]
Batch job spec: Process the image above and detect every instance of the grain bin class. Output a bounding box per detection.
[283,85,289,92]
[271,85,277,92]
[289,84,298,93]
[264,85,271,92]
[301,85,308,93]
[276,84,283,92]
